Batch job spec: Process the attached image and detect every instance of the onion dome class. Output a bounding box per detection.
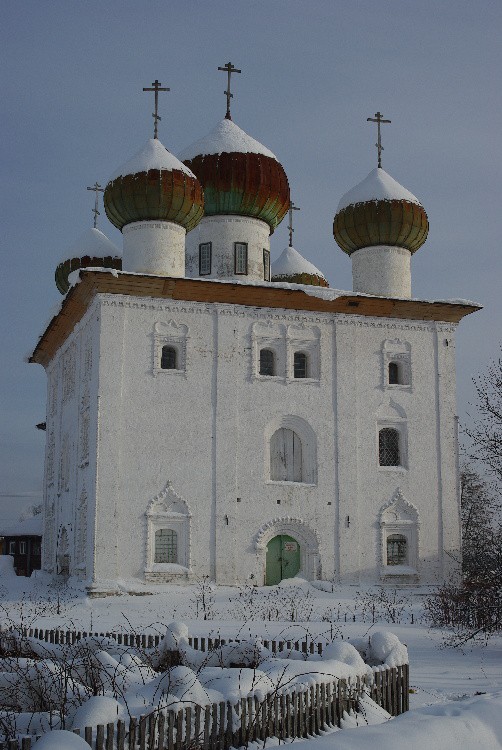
[104,139,204,232]
[333,167,428,255]
[55,228,121,295]
[179,119,290,233]
[272,246,328,287]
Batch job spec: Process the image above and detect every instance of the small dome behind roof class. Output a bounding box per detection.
[104,138,204,232]
[55,228,122,295]
[333,167,428,255]
[272,246,328,287]
[181,119,289,232]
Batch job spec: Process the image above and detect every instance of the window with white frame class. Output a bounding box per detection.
[379,427,401,467]
[382,339,411,389]
[19,541,26,555]
[270,428,303,482]
[263,249,271,281]
[293,351,308,378]
[153,321,188,376]
[154,529,178,563]
[260,348,275,376]
[199,243,212,276]
[8,541,15,555]
[234,243,248,275]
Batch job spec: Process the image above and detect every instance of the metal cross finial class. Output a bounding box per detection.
[86,182,104,229]
[366,111,391,168]
[218,62,241,120]
[287,202,300,247]
[142,79,170,139]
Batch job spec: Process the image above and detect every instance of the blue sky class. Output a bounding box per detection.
[1,0,501,522]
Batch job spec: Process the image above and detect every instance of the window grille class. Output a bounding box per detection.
[263,249,271,281]
[270,428,303,482]
[234,243,248,274]
[199,243,212,275]
[154,529,178,563]
[379,428,400,466]
[161,346,177,370]
[260,349,275,376]
[294,352,308,378]
[386,534,407,565]
[388,362,399,384]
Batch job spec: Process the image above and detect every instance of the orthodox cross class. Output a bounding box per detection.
[143,79,170,139]
[218,62,241,120]
[367,111,391,168]
[86,182,104,229]
[287,202,300,247]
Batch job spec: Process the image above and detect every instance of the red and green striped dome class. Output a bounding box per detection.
[180,119,290,233]
[104,139,204,232]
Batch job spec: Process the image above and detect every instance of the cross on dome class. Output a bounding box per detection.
[86,182,104,229]
[218,61,241,120]
[287,201,300,247]
[367,111,391,168]
[142,79,170,139]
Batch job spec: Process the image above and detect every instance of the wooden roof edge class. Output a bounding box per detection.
[29,270,482,367]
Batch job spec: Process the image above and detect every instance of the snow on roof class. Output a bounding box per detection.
[1,515,43,537]
[109,138,196,181]
[60,227,121,263]
[272,245,326,279]
[337,167,422,212]
[179,118,277,161]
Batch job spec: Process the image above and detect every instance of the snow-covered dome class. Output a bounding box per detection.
[272,246,328,287]
[55,228,122,295]
[104,138,204,232]
[333,167,428,255]
[180,119,289,233]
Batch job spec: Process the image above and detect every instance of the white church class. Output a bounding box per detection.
[30,72,479,595]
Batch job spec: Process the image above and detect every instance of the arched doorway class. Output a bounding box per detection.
[265,534,301,585]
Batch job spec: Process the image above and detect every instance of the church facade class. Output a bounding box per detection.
[30,88,478,594]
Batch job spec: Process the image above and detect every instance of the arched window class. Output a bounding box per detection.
[388,362,400,384]
[270,428,302,482]
[294,352,308,379]
[154,529,178,563]
[379,428,400,466]
[386,534,408,566]
[161,346,177,370]
[260,349,275,376]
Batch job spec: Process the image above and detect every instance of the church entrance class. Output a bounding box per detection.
[265,534,301,585]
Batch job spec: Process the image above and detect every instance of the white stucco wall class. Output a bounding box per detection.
[50,292,459,589]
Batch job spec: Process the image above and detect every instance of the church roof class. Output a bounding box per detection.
[337,167,421,212]
[1,515,43,537]
[272,246,326,280]
[179,118,276,160]
[110,138,195,181]
[60,227,120,264]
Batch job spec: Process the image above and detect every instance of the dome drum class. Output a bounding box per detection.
[183,152,289,232]
[104,169,204,232]
[333,199,428,255]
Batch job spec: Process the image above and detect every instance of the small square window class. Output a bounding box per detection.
[235,243,248,275]
[199,243,212,276]
[293,352,308,379]
[260,348,275,376]
[263,249,271,281]
[161,346,178,370]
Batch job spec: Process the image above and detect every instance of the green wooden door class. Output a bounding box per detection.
[265,535,301,585]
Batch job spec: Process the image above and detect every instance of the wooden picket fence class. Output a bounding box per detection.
[0,663,409,750]
[14,626,326,656]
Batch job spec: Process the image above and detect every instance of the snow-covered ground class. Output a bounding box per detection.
[1,569,501,748]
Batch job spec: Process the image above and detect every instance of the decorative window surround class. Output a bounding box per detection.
[145,481,191,582]
[382,339,411,390]
[286,324,320,382]
[376,400,408,472]
[152,321,189,376]
[379,489,419,583]
[251,322,320,382]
